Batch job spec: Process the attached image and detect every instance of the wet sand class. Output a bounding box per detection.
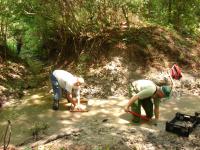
[0,88,199,146]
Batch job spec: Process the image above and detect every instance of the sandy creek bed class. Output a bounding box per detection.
[0,88,199,149]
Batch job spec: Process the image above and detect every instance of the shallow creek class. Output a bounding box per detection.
[0,88,199,146]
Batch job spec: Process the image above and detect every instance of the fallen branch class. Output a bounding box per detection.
[17,128,83,148]
[43,129,82,144]
[16,137,34,147]
[3,120,12,150]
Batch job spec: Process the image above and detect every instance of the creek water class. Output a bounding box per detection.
[0,88,199,146]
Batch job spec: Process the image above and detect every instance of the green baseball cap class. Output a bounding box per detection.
[161,86,172,97]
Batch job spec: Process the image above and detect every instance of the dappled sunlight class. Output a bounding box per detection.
[117,118,130,124]
[60,120,73,125]
[88,56,128,75]
[0,75,7,81]
[140,126,158,133]
[0,85,7,92]
[7,73,21,79]
[100,109,110,114]
[0,87,200,146]
[155,95,200,131]
[0,0,199,148]
[172,107,179,111]
[31,94,43,99]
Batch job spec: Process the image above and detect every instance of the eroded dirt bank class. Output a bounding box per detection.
[0,26,200,149]
[1,56,200,150]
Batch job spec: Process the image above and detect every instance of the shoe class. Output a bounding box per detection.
[52,100,59,110]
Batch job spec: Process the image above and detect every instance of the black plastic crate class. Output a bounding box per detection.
[165,112,200,137]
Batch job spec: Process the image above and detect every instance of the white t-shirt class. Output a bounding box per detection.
[132,80,157,99]
[53,70,77,93]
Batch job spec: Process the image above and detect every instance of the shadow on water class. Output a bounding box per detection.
[142,95,200,149]
[0,89,132,149]
[0,88,199,149]
[0,89,70,145]
[122,94,200,128]
[160,95,200,121]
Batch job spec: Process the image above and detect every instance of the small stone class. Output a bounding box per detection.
[102,119,108,122]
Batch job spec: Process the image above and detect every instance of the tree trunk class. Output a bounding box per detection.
[168,0,172,23]
[147,0,152,19]
[122,5,130,28]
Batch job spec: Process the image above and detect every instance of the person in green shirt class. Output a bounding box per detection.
[124,79,172,124]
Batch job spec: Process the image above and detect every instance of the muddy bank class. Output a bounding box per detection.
[0,87,199,149]
[1,57,200,150]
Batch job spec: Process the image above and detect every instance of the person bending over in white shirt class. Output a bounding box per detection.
[50,70,84,110]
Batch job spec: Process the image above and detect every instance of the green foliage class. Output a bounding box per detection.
[79,53,91,62]
[76,53,92,74]
[26,59,43,74]
[138,0,200,34]
[22,28,42,57]
[24,147,32,150]
[0,0,200,60]
[30,121,49,140]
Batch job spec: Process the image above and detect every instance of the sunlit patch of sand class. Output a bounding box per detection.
[0,88,199,145]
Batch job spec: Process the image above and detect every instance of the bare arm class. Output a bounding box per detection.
[154,105,159,120]
[66,92,77,107]
[153,99,160,120]
[124,95,139,112]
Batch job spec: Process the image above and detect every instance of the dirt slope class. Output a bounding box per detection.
[0,25,200,150]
